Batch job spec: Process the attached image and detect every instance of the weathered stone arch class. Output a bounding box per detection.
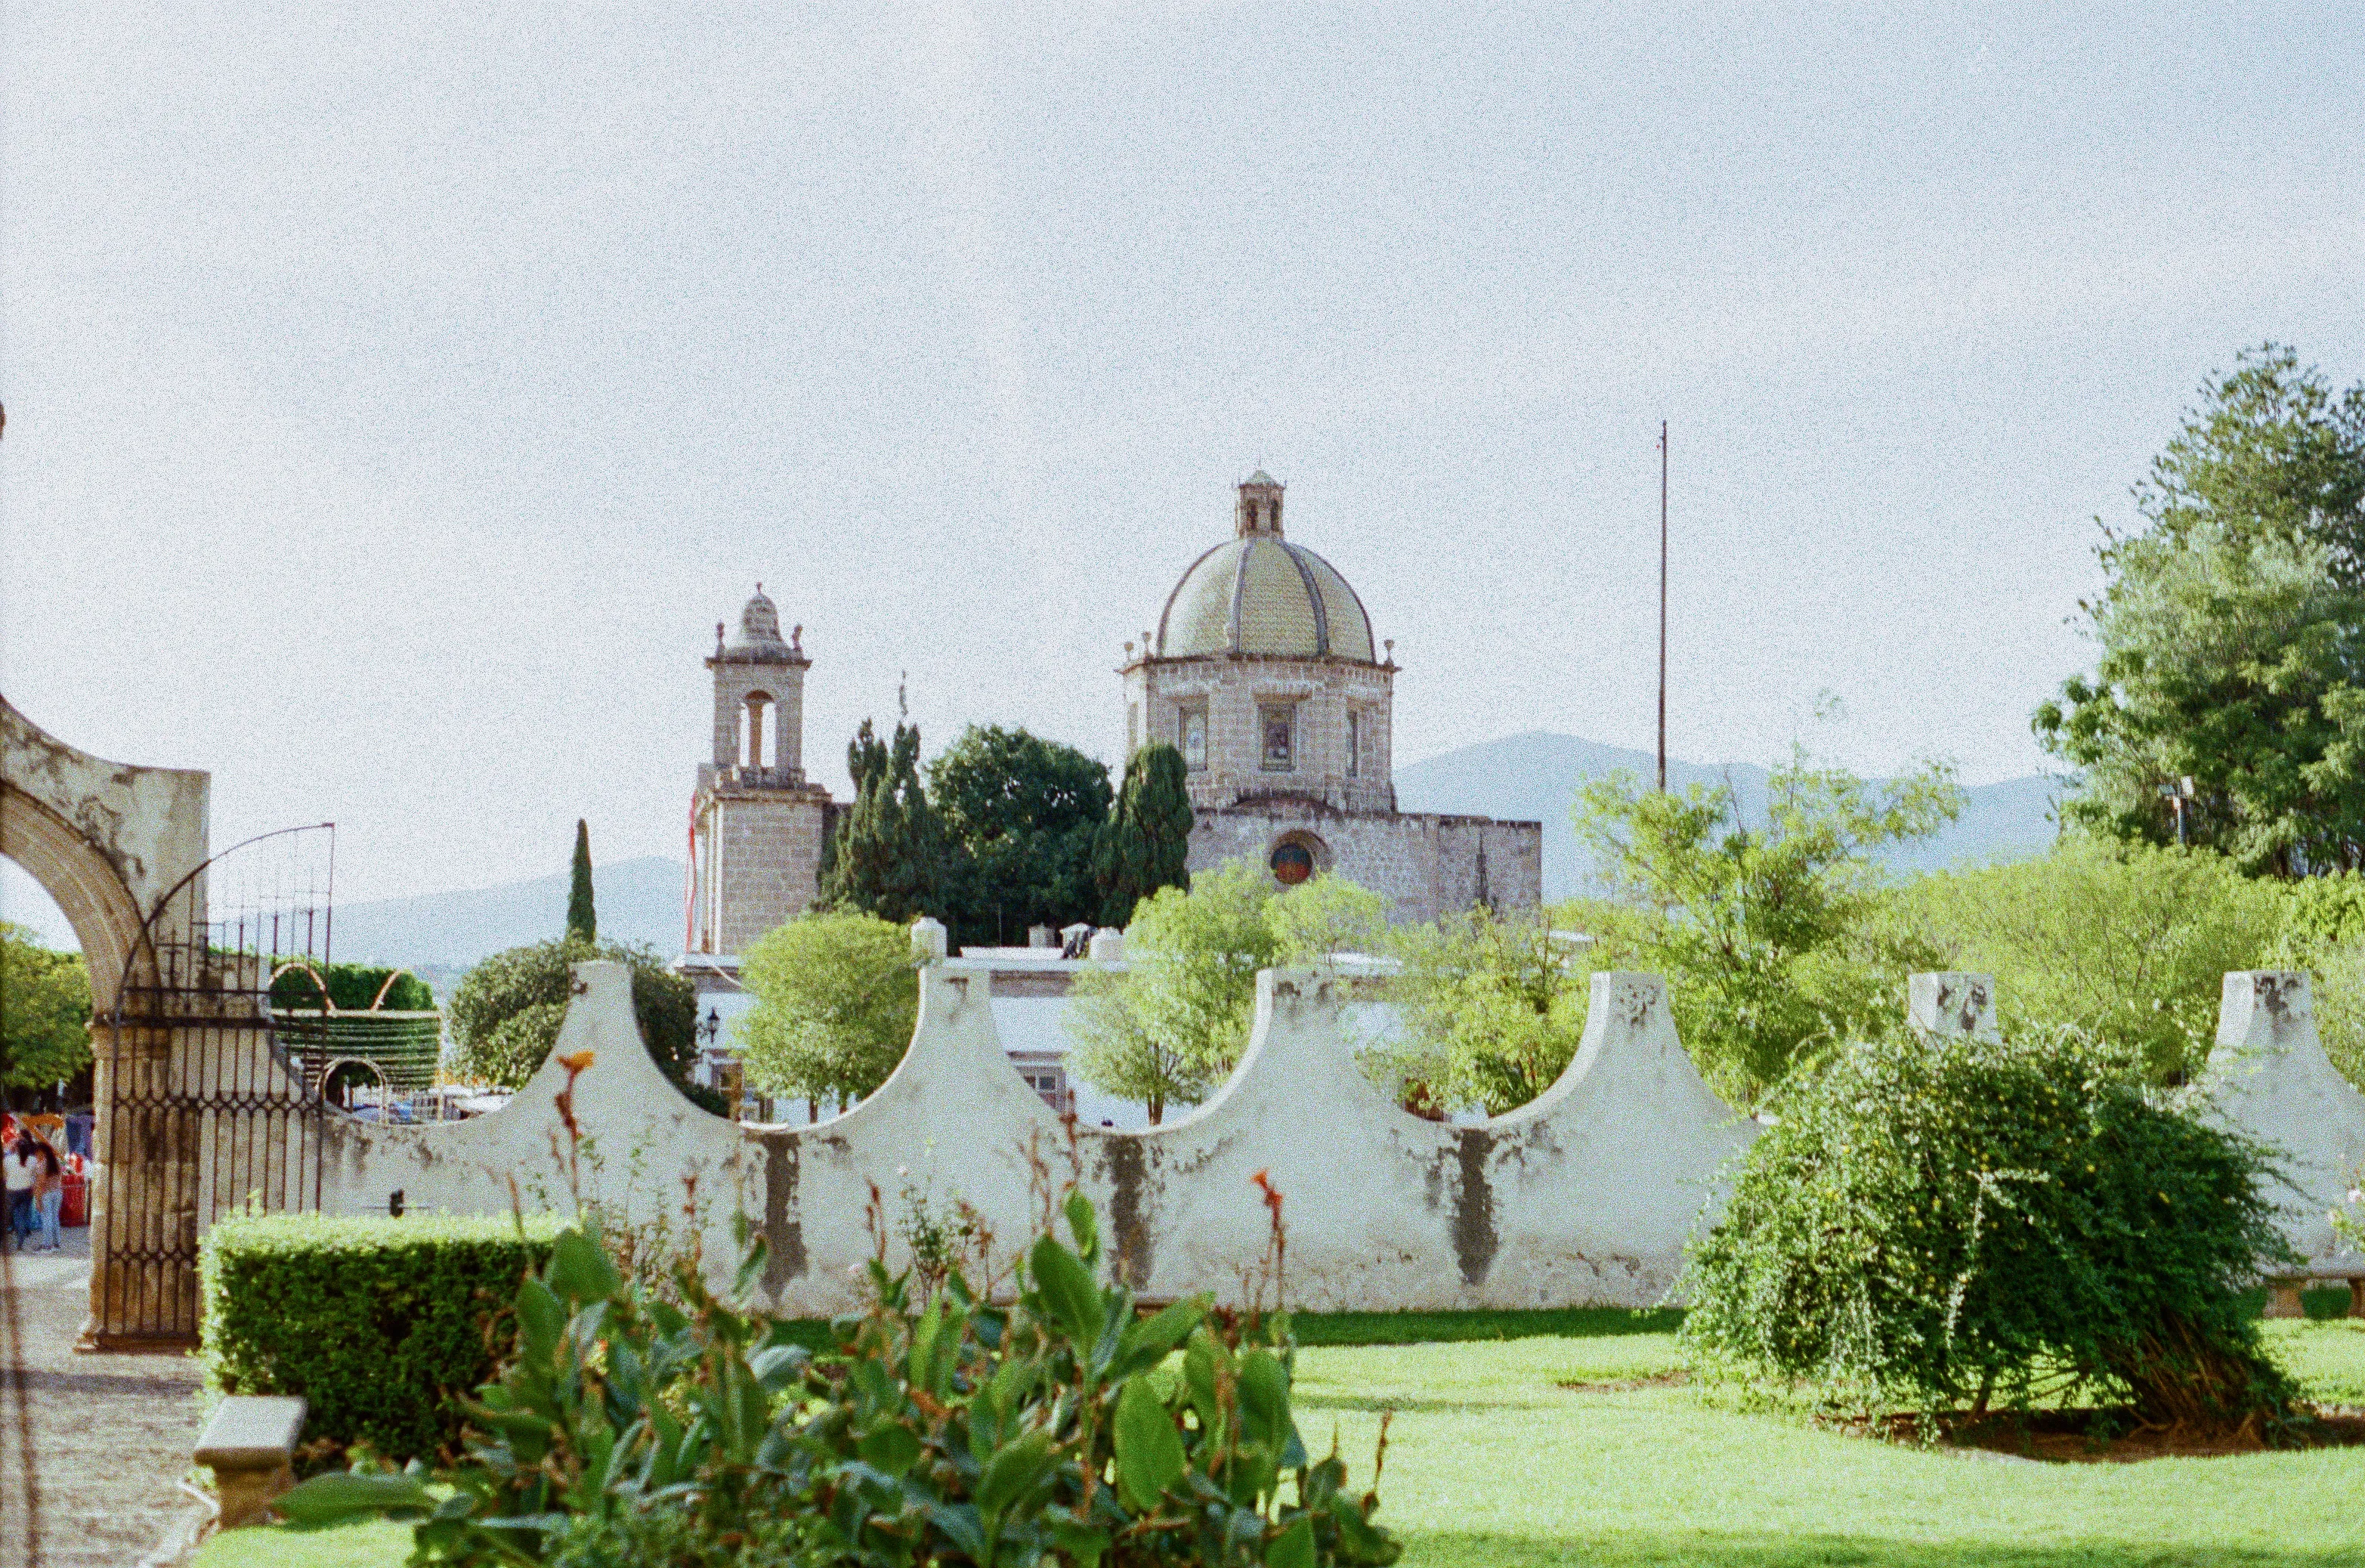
[0,780,148,1007]
[1,696,210,993]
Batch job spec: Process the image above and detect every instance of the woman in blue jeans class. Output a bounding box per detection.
[32,1138,66,1249]
[2,1133,36,1248]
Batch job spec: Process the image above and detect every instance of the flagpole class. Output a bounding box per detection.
[1657,419,1668,793]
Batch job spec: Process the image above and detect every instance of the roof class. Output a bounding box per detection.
[1155,536,1377,660]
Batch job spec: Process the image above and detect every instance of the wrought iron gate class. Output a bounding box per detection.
[96,824,339,1345]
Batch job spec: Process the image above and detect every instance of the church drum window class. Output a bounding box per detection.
[1260,704,1294,772]
[1181,707,1208,772]
[1347,710,1361,778]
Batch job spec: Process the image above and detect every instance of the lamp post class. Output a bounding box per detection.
[2159,776,2196,847]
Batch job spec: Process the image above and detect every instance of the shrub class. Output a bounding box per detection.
[1680,1026,2301,1433]
[279,1192,1402,1568]
[199,1212,560,1464]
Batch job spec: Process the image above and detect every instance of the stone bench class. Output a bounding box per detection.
[2262,1273,2365,1320]
[194,1395,306,1528]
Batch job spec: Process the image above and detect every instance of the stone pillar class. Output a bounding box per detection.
[1907,973,1997,1038]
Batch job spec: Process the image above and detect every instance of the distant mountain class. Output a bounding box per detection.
[329,855,689,985]
[316,736,2065,982]
[1395,731,2064,901]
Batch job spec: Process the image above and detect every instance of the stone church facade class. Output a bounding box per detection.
[682,472,1538,968]
[1124,473,1539,923]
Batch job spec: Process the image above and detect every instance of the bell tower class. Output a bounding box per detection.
[688,587,835,957]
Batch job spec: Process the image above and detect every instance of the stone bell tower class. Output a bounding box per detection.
[687,587,835,957]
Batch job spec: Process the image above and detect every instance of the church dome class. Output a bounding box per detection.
[1155,475,1377,662]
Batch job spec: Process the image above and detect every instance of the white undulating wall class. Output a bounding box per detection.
[295,960,2365,1315]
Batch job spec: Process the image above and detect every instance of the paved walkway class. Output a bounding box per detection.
[2,1231,209,1568]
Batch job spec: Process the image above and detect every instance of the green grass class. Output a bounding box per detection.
[196,1319,2365,1568]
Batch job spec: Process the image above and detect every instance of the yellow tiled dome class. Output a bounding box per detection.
[1154,477,1377,661]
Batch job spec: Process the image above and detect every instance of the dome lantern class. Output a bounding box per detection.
[1155,475,1376,662]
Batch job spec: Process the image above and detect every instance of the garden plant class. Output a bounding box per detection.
[1681,1021,2306,1437]
[274,1188,1401,1568]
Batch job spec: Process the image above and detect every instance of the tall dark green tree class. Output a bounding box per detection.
[820,713,951,924]
[1091,743,1195,928]
[928,725,1113,948]
[2036,345,2365,874]
[565,818,597,942]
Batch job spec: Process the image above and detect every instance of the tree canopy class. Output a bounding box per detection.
[1365,908,1587,1118]
[1092,744,1195,928]
[567,818,597,942]
[2036,345,2365,875]
[927,725,1112,948]
[735,911,918,1111]
[1,923,91,1097]
[821,715,952,925]
[1572,749,1962,1106]
[444,936,701,1102]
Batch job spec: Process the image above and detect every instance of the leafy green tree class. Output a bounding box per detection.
[1891,839,2284,1082]
[1092,744,1195,928]
[1063,965,1203,1126]
[1364,909,1587,1118]
[1,923,91,1096]
[821,714,952,924]
[1683,1025,2299,1431]
[445,938,699,1099]
[2036,345,2365,874]
[1573,750,1962,1106]
[736,912,918,1112]
[928,725,1113,948]
[566,818,597,942]
[2275,868,2365,1091]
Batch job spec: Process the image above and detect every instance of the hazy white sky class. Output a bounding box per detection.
[4,2,2360,923]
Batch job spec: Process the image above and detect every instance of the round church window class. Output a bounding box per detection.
[1270,842,1315,886]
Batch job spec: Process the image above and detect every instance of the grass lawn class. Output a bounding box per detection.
[197,1319,2365,1568]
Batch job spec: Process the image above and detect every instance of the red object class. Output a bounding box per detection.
[62,1172,88,1228]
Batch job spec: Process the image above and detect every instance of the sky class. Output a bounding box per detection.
[4,2,2362,936]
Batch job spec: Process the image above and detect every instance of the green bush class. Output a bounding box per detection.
[267,960,434,1013]
[199,1212,559,1464]
[277,1194,1403,1568]
[445,937,726,1115]
[1680,1025,2301,1433]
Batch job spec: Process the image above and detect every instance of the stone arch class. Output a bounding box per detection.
[0,781,148,1009]
[2,696,210,1002]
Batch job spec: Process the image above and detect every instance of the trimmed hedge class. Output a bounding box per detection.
[199,1211,559,1464]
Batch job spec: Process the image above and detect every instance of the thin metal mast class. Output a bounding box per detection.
[1657,419,1668,793]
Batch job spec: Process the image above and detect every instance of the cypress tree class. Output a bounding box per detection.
[820,715,949,924]
[1093,743,1195,927]
[565,818,598,943]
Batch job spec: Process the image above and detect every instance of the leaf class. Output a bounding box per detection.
[546,1227,621,1304]
[1028,1235,1107,1354]
[513,1278,566,1368]
[977,1430,1058,1516]
[270,1472,436,1526]
[1113,1378,1186,1511]
[861,1420,924,1477]
[1266,1515,1316,1568]
[750,1341,810,1392]
[929,1502,991,1561]
[1237,1349,1291,1449]
[1064,1189,1102,1267]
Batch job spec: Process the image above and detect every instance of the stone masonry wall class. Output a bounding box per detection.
[1189,803,1542,925]
[700,788,830,954]
[1124,654,1396,815]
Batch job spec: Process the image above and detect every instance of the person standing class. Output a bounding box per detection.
[1,1135,35,1250]
[31,1137,65,1251]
